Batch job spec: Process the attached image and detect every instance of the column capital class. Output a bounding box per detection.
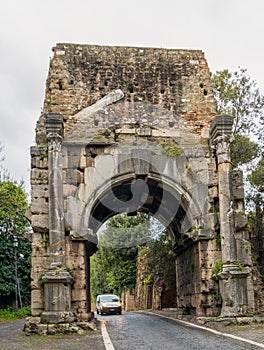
[213,135,233,163]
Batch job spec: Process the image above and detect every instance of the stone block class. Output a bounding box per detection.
[23,316,48,335]
[236,238,252,266]
[31,169,49,184]
[206,213,219,231]
[234,212,247,229]
[131,148,150,175]
[94,154,115,179]
[232,170,243,186]
[31,290,44,309]
[235,231,249,240]
[233,187,245,200]
[69,274,85,289]
[31,197,48,214]
[66,169,84,185]
[47,323,70,335]
[152,129,170,137]
[116,127,136,134]
[72,300,87,312]
[236,317,254,325]
[63,184,78,197]
[136,127,152,136]
[208,186,218,198]
[207,171,218,187]
[72,288,87,301]
[41,311,75,324]
[31,184,49,198]
[31,255,50,268]
[31,214,49,231]
[31,153,48,169]
[79,155,87,169]
[64,196,86,234]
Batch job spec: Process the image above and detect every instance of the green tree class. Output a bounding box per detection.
[90,213,150,298]
[0,181,31,307]
[212,68,264,137]
[248,157,264,191]
[248,158,264,281]
[139,231,173,282]
[212,68,264,167]
[230,135,259,169]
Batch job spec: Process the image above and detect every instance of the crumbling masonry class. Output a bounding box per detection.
[27,44,255,333]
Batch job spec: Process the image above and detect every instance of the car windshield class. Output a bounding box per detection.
[100,295,119,302]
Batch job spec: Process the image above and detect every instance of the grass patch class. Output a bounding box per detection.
[0,306,31,321]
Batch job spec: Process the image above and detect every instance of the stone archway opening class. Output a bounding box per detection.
[85,175,191,312]
[90,211,176,313]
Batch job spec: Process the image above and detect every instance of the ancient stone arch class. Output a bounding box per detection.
[29,44,255,331]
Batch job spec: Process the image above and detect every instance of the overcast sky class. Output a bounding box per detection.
[0,0,263,193]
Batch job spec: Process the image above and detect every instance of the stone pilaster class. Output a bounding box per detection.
[45,112,65,264]
[210,115,250,316]
[214,134,237,266]
[210,116,236,267]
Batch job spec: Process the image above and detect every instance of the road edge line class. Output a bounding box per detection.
[142,311,264,349]
[101,320,115,350]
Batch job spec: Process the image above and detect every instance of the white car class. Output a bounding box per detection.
[96,294,122,315]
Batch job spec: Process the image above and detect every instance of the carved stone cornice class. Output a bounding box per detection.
[210,115,234,146]
[44,112,64,138]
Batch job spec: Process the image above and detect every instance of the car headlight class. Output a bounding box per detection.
[102,303,107,307]
[117,302,121,307]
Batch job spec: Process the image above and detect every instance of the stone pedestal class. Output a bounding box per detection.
[40,263,74,324]
[24,263,99,335]
[219,269,249,317]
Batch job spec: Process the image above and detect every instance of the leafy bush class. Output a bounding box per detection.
[0,306,31,321]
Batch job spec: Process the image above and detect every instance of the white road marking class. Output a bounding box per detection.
[101,320,115,350]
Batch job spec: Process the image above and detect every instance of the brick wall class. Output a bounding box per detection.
[36,43,216,143]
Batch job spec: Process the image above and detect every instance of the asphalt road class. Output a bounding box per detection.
[0,313,263,350]
[98,312,262,350]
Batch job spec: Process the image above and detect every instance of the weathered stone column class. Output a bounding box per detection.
[211,116,237,267]
[210,115,249,317]
[45,113,65,264]
[41,113,75,325]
